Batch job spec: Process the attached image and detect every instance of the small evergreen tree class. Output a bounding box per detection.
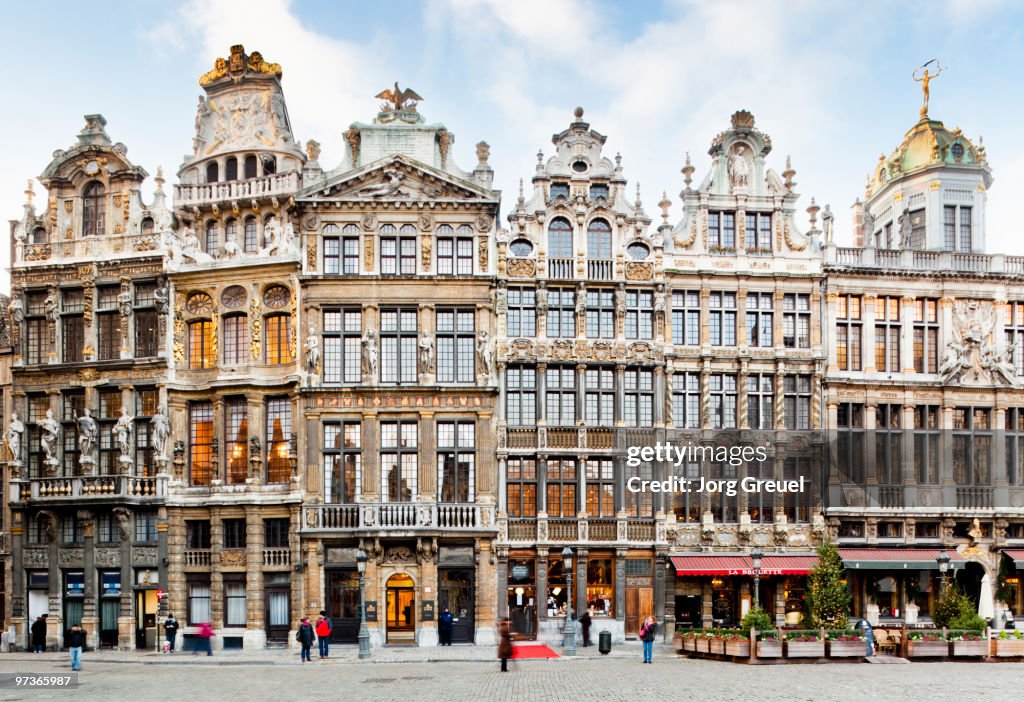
[806,540,851,628]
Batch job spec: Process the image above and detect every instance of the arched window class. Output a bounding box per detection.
[244,155,258,179]
[205,162,219,183]
[222,313,248,365]
[265,314,292,364]
[225,219,237,249]
[204,221,218,254]
[225,157,238,181]
[587,219,612,259]
[188,320,215,369]
[140,218,154,236]
[244,217,258,253]
[82,181,105,237]
[548,218,573,258]
[262,155,276,175]
[31,227,47,244]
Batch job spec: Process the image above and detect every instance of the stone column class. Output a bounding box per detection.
[614,548,627,624]
[536,551,548,624]
[209,508,223,630]
[477,411,495,499]
[362,412,379,501]
[862,295,877,372]
[246,507,265,642]
[901,296,916,372]
[419,412,436,500]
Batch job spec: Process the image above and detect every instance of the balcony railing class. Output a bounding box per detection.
[588,519,616,541]
[503,517,659,544]
[878,485,904,509]
[957,487,993,509]
[301,503,495,532]
[184,549,212,567]
[263,548,291,567]
[826,245,1024,275]
[587,259,613,280]
[174,171,301,206]
[508,519,536,542]
[548,258,575,280]
[14,475,166,502]
[547,428,578,449]
[507,428,537,449]
[548,519,577,541]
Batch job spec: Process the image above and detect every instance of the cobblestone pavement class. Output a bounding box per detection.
[0,648,1016,702]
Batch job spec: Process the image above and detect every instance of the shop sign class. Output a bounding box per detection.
[511,565,530,581]
[364,601,378,622]
[421,600,435,621]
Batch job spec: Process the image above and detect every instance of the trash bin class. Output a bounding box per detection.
[599,630,611,655]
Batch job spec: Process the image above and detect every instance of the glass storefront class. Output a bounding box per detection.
[507,558,536,639]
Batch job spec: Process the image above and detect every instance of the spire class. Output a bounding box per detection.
[782,154,796,191]
[24,179,35,207]
[658,191,672,226]
[681,151,695,190]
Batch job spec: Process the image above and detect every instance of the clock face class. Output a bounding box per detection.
[85,160,100,176]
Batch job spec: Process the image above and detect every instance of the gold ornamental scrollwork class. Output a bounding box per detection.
[784,218,807,252]
[307,236,317,271]
[421,235,432,272]
[624,262,653,281]
[507,258,536,279]
[249,296,262,360]
[173,292,186,366]
[364,236,375,272]
[674,212,698,249]
[478,236,488,271]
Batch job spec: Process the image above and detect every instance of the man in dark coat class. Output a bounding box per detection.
[579,609,592,646]
[67,625,86,671]
[438,608,454,646]
[163,614,180,652]
[497,618,513,672]
[30,616,47,653]
[296,615,316,663]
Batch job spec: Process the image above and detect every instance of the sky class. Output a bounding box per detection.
[2,0,1024,287]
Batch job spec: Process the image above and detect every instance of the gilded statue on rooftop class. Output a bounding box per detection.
[913,60,944,117]
[375,83,423,113]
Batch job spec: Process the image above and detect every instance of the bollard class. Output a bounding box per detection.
[599,629,612,654]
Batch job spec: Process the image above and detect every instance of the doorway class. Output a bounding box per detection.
[439,569,475,643]
[135,590,157,651]
[386,574,416,644]
[264,573,291,643]
[326,569,360,644]
[625,587,653,637]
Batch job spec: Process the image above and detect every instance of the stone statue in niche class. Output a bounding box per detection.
[304,324,320,374]
[75,408,98,468]
[6,412,24,465]
[260,216,283,256]
[113,407,134,467]
[361,328,378,377]
[151,404,170,460]
[728,144,750,189]
[477,330,494,378]
[40,410,60,470]
[418,332,434,375]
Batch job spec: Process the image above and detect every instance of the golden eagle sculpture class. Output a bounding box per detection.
[376,83,423,112]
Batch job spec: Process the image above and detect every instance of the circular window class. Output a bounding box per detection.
[951,142,965,160]
[510,239,534,257]
[572,160,588,173]
[263,285,290,309]
[186,292,214,314]
[221,285,247,309]
[626,242,650,260]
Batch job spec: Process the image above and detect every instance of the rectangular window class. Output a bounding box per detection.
[507,287,536,338]
[189,401,214,486]
[187,578,211,625]
[186,520,211,549]
[708,211,736,250]
[265,398,292,483]
[837,403,865,483]
[545,366,576,426]
[745,212,772,252]
[672,373,700,429]
[914,298,940,373]
[709,373,737,429]
[625,290,653,340]
[1006,302,1024,376]
[875,404,903,485]
[546,288,576,338]
[671,290,700,346]
[98,390,121,475]
[1007,408,1024,487]
[783,457,811,523]
[264,518,290,549]
[959,207,972,252]
[380,308,417,383]
[224,577,247,627]
[945,205,972,252]
[585,458,615,517]
[437,230,474,275]
[545,458,577,517]
[225,399,248,484]
[134,511,158,542]
[135,309,158,358]
[585,368,614,424]
[323,233,340,274]
[944,206,956,251]
[746,374,774,430]
[61,391,84,473]
[380,226,416,275]
[746,459,772,523]
[323,421,360,503]
[506,458,537,517]
[437,421,476,502]
[909,208,926,249]
[783,293,811,349]
[265,314,292,365]
[783,375,811,430]
[436,309,475,383]
[188,321,214,369]
[624,368,654,427]
[586,289,614,339]
[96,512,116,543]
[62,288,84,363]
[381,421,417,501]
[506,367,536,426]
[836,294,862,371]
[709,292,736,346]
[97,286,121,361]
[323,308,362,384]
[223,518,246,550]
[62,514,84,543]
[134,389,158,477]
[672,459,701,523]
[874,296,901,372]
[914,406,940,485]
[953,407,992,486]
[745,292,773,348]
[221,315,247,365]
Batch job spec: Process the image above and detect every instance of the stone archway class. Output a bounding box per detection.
[385,573,416,644]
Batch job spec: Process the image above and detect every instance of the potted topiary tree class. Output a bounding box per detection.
[742,606,774,659]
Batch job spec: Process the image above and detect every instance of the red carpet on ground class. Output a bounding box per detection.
[511,644,560,659]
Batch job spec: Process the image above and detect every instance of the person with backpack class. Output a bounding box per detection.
[856,616,874,657]
[639,615,657,663]
[315,611,332,659]
[296,615,316,662]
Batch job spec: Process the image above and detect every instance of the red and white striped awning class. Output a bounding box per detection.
[671,553,818,577]
[1002,549,1024,569]
[839,548,965,570]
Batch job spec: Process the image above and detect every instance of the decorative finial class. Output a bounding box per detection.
[681,151,695,189]
[518,178,525,204]
[154,167,165,190]
[658,191,672,225]
[782,154,796,191]
[806,197,820,229]
[635,183,642,209]
[615,152,622,169]
[24,179,35,206]
[574,106,584,120]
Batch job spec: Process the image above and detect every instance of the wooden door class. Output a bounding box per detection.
[625,588,639,636]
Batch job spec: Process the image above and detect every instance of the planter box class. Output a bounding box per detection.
[951,640,988,657]
[696,638,710,654]
[785,640,825,658]
[907,641,948,657]
[672,633,683,651]
[725,639,751,657]
[994,639,1024,657]
[756,640,783,658]
[828,640,866,658]
[682,637,697,652]
[709,638,726,655]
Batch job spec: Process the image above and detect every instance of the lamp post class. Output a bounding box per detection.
[936,550,951,595]
[562,546,576,656]
[356,548,371,660]
[750,547,763,610]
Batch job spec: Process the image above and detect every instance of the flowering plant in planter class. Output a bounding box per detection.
[758,632,779,641]
[948,633,983,641]
[786,633,821,642]
[827,630,864,642]
[908,632,944,641]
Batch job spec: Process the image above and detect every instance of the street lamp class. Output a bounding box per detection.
[750,547,763,610]
[562,546,576,656]
[356,548,371,660]
[936,550,951,595]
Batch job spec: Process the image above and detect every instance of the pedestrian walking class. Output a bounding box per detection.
[296,615,316,663]
[195,621,214,656]
[315,611,332,659]
[30,615,46,653]
[579,609,592,647]
[164,614,179,653]
[640,615,657,663]
[856,616,874,657]
[67,624,86,671]
[438,608,454,646]
[497,618,513,672]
